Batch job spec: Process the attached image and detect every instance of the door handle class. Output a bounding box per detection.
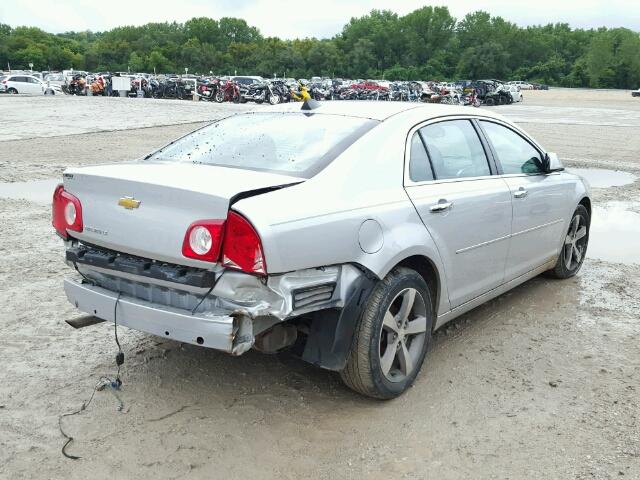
[430,199,453,212]
[514,188,528,199]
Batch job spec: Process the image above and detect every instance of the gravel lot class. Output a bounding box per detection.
[0,90,639,480]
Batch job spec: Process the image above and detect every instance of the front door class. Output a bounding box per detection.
[478,120,569,280]
[26,77,43,94]
[404,119,513,308]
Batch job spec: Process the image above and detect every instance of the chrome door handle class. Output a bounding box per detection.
[430,200,453,212]
[514,188,528,199]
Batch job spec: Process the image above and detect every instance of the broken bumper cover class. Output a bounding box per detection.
[64,278,253,355]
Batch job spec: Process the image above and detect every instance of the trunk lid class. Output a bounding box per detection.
[63,161,302,267]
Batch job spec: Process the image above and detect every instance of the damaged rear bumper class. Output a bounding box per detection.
[64,278,254,355]
[62,242,375,367]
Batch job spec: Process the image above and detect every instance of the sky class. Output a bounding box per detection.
[1,0,639,38]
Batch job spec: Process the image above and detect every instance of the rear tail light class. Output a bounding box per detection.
[181,211,266,275]
[182,220,225,262]
[52,184,83,238]
[222,211,266,275]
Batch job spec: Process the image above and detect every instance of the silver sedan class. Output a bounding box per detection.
[55,101,591,398]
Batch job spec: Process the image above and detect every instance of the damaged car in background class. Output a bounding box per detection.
[54,101,591,399]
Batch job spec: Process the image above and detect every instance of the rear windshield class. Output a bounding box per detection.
[146,112,378,178]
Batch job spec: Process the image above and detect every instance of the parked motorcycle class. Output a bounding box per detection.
[89,76,107,96]
[483,85,512,106]
[215,79,240,103]
[153,78,191,100]
[239,81,281,105]
[309,83,331,101]
[130,78,156,98]
[62,74,87,95]
[196,78,219,102]
[461,89,481,107]
[271,80,290,103]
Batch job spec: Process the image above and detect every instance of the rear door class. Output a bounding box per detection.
[9,76,26,92]
[478,120,569,280]
[404,118,512,308]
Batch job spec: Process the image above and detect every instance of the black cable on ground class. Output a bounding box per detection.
[114,291,124,385]
[59,291,126,460]
[58,376,117,459]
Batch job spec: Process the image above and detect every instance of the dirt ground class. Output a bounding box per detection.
[0,90,639,480]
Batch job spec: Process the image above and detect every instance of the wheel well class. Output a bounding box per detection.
[579,197,591,217]
[396,255,440,317]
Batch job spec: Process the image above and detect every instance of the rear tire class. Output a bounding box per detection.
[340,267,433,399]
[7,88,18,94]
[547,205,590,279]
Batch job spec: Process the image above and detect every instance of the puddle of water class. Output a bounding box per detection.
[567,168,636,188]
[0,179,60,205]
[588,202,640,265]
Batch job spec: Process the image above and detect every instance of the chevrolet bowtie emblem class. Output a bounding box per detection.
[118,197,141,209]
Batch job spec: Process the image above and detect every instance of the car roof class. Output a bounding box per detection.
[8,74,40,79]
[258,101,506,122]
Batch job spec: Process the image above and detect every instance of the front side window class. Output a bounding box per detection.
[146,112,378,178]
[408,132,434,182]
[420,120,490,180]
[480,121,542,175]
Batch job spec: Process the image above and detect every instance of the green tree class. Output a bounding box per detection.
[0,11,637,88]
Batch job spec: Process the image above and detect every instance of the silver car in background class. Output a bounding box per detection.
[54,102,591,398]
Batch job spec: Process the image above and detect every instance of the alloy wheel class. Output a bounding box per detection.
[563,214,588,270]
[378,288,428,382]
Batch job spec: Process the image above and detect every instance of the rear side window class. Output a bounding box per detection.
[420,120,490,180]
[408,132,434,182]
[479,121,542,175]
[147,112,378,178]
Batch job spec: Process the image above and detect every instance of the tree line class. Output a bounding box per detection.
[1,7,639,88]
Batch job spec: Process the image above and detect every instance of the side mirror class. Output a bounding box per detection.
[545,152,564,172]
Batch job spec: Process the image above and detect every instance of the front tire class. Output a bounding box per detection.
[7,88,18,94]
[340,267,433,399]
[268,93,280,105]
[547,205,590,279]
